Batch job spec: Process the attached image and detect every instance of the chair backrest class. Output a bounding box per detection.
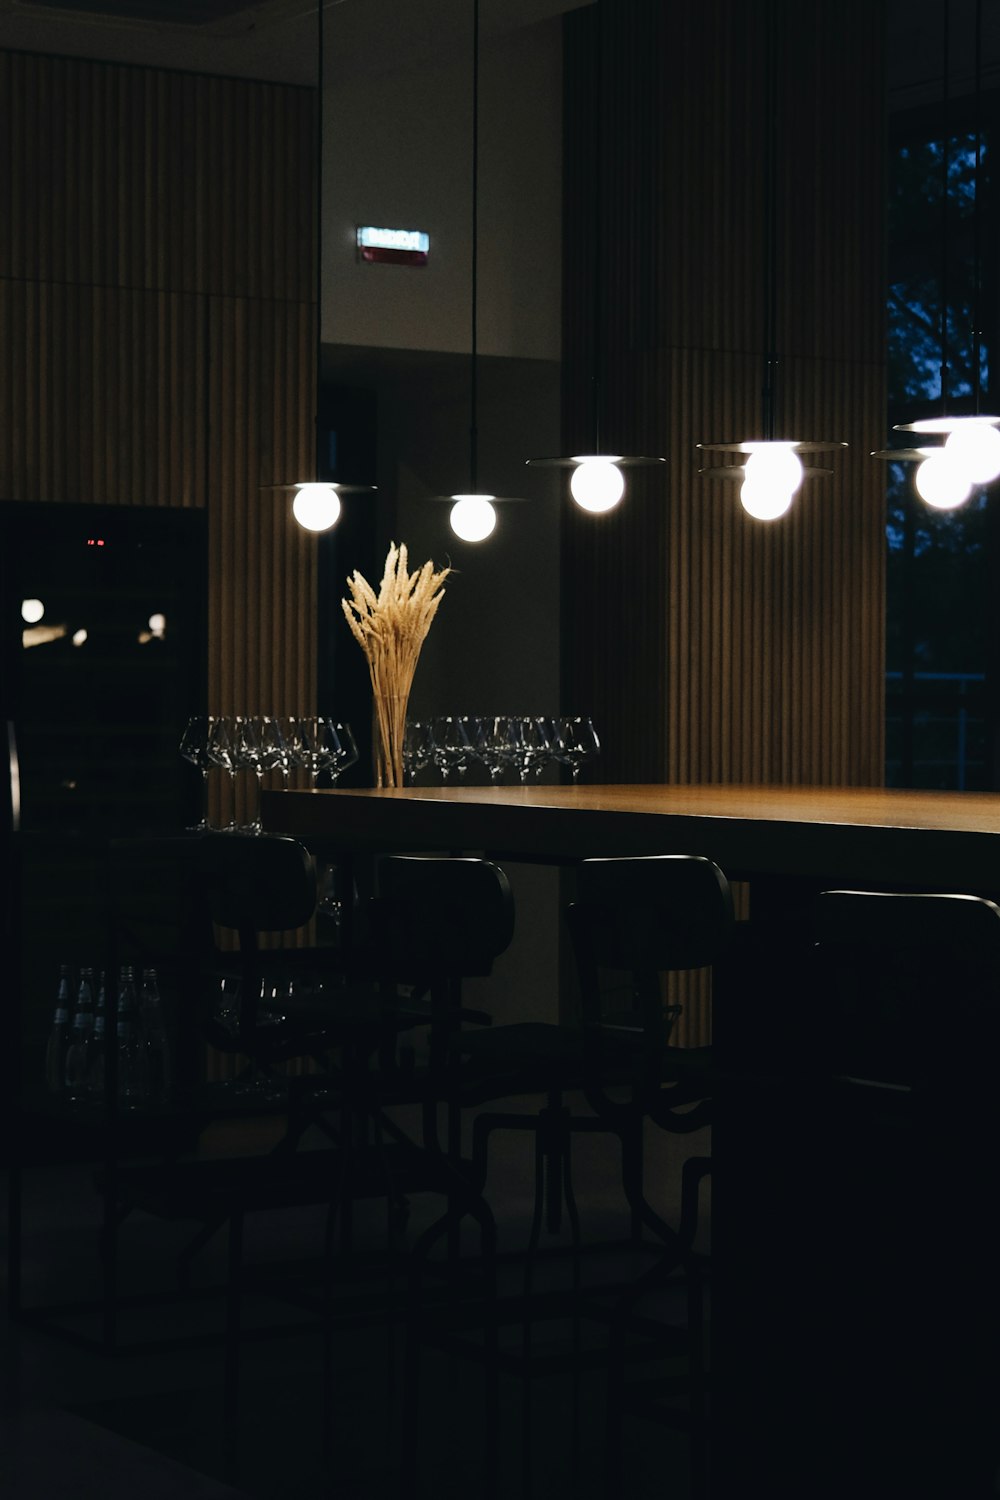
[197,832,317,947]
[373,855,514,981]
[568,854,733,1056]
[566,854,733,1117]
[570,853,734,974]
[813,888,1000,1092]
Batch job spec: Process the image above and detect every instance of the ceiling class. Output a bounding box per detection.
[0,0,589,85]
[3,1,1000,111]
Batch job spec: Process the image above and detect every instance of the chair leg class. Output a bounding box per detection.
[7,1162,21,1321]
[620,1115,645,1245]
[176,1214,227,1290]
[561,1127,585,1495]
[403,1173,499,1500]
[616,1113,689,1254]
[521,1127,547,1499]
[688,1257,710,1500]
[680,1156,711,1252]
[604,1244,707,1500]
[223,1208,244,1479]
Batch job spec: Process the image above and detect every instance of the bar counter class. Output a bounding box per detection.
[261,781,1000,1495]
[261,780,1000,894]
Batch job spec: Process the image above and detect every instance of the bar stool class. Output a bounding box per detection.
[790,889,1000,1500]
[406,852,733,1498]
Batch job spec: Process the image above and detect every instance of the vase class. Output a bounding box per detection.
[372,690,408,788]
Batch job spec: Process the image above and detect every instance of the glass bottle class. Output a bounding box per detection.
[87,971,108,1100]
[116,964,146,1106]
[139,967,171,1104]
[64,966,95,1101]
[44,964,73,1095]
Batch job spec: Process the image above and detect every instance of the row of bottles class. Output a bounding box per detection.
[45,962,172,1107]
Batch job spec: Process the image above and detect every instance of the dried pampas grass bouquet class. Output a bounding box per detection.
[342,541,451,787]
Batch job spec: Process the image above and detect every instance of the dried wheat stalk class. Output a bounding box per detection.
[342,541,451,786]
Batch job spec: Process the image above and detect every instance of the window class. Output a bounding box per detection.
[886,104,998,789]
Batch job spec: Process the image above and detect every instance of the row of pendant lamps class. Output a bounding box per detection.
[289,417,1000,541]
[289,0,993,540]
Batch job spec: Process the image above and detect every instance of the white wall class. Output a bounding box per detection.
[324,15,562,361]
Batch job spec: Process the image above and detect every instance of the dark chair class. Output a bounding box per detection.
[789,889,1000,1500]
[565,854,734,1500]
[195,830,341,1081]
[402,853,733,1497]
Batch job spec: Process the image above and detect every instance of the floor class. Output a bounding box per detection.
[1,1096,707,1500]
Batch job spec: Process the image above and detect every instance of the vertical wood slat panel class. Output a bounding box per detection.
[1,48,318,821]
[562,1,885,1043]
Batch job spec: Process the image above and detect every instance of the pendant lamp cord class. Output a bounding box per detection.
[761,0,778,442]
[592,2,603,454]
[940,0,951,415]
[973,0,983,414]
[315,0,325,481]
[469,0,480,492]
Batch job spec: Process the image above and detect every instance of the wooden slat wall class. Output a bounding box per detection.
[0,49,318,831]
[562,1,886,1042]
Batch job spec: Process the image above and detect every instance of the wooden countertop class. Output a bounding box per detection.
[261,782,1000,893]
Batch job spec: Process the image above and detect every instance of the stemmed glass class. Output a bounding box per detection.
[430,715,474,782]
[206,716,240,830]
[477,715,516,785]
[327,721,358,784]
[299,718,357,787]
[243,716,286,833]
[179,715,213,830]
[554,715,601,782]
[510,716,551,783]
[276,716,304,787]
[403,720,434,785]
[459,715,483,771]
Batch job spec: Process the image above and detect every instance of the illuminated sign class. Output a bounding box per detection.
[357,226,429,266]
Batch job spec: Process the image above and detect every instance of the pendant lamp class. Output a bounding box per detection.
[262,0,374,530]
[525,0,666,510]
[698,0,845,518]
[873,0,1000,510]
[429,0,528,542]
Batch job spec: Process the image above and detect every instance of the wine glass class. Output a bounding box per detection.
[477,715,516,785]
[459,715,483,775]
[553,716,601,782]
[430,715,474,782]
[206,716,240,830]
[327,721,358,784]
[178,715,213,830]
[510,716,551,783]
[299,717,355,787]
[534,716,559,777]
[244,716,286,833]
[403,720,434,785]
[275,716,304,787]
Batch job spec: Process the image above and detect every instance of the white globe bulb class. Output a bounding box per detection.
[739,477,794,521]
[291,482,342,532]
[20,598,44,624]
[569,459,625,512]
[449,494,497,542]
[943,422,1000,486]
[914,453,973,510]
[743,443,804,496]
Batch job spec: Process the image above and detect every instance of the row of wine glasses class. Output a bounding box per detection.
[179,715,357,832]
[403,715,600,785]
